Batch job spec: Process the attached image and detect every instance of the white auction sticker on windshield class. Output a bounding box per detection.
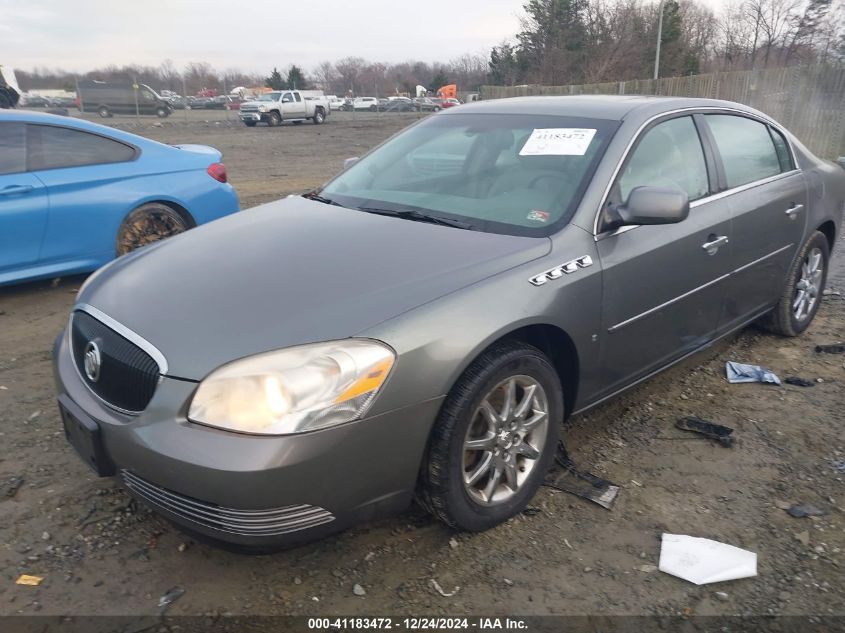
[519,128,597,156]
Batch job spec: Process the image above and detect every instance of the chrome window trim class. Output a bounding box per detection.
[592,106,800,239]
[73,303,169,375]
[607,242,794,332]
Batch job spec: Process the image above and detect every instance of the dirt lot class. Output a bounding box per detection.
[1,111,843,623]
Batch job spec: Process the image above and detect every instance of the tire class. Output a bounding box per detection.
[370,105,377,112]
[98,106,111,118]
[760,230,830,337]
[244,121,257,127]
[418,340,562,531]
[266,111,281,127]
[313,108,325,124]
[116,203,190,256]
[156,107,169,118]
[433,106,441,112]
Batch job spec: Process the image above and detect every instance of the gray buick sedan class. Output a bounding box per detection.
[55,96,844,548]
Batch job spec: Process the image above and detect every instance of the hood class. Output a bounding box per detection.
[80,196,550,380]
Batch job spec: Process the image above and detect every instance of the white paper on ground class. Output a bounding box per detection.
[658,534,757,585]
[519,128,596,156]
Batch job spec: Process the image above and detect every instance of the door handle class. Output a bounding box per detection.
[702,235,729,255]
[785,204,804,219]
[0,184,34,196]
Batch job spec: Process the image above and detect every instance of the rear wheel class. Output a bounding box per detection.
[116,203,190,256]
[760,230,829,336]
[418,341,561,531]
[313,108,325,124]
[98,106,111,118]
[369,104,377,112]
[156,107,169,118]
[267,112,281,127]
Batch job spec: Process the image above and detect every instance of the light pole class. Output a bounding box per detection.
[653,0,665,80]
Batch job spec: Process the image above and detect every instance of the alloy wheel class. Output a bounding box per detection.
[793,247,823,321]
[462,375,549,506]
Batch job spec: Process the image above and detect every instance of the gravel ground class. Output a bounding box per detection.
[0,111,843,622]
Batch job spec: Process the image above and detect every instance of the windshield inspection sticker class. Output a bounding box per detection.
[519,128,597,156]
[527,210,550,223]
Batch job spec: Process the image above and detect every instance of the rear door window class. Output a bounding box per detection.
[0,122,26,175]
[27,124,136,171]
[705,114,782,188]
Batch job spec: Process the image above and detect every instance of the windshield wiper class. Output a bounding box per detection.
[302,191,344,207]
[357,207,475,230]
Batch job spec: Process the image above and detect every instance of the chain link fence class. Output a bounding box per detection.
[481,65,845,160]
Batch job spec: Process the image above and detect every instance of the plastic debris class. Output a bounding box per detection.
[815,343,845,354]
[430,578,460,597]
[785,503,825,518]
[352,584,366,596]
[658,534,757,585]
[725,361,781,385]
[675,417,735,448]
[543,443,619,509]
[785,376,815,387]
[16,575,43,586]
[157,586,185,611]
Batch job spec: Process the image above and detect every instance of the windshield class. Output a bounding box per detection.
[320,113,618,236]
[256,92,280,101]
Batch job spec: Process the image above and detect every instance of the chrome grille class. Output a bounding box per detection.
[71,310,160,413]
[121,470,335,537]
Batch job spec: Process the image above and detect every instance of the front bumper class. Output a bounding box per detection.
[53,329,442,548]
[239,111,265,122]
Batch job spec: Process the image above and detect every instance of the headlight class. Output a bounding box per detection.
[188,339,395,435]
[258,105,267,112]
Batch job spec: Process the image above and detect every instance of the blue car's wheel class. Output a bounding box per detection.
[116,203,190,256]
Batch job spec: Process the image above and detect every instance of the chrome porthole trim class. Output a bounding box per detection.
[529,255,593,286]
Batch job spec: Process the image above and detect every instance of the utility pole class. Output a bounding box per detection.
[654,0,665,80]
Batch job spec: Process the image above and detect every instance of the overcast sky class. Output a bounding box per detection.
[3,0,728,74]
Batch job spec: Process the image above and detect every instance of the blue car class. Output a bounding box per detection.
[0,111,239,285]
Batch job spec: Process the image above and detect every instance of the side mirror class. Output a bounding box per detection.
[343,157,360,170]
[608,186,689,230]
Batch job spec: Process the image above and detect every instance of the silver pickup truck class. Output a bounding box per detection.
[239,90,329,127]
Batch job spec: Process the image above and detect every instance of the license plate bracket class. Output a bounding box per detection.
[59,396,115,477]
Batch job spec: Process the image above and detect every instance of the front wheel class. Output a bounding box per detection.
[116,203,190,256]
[418,341,562,532]
[266,112,281,127]
[761,230,830,336]
[156,107,169,118]
[98,106,111,118]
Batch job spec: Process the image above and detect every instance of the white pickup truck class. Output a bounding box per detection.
[239,90,330,127]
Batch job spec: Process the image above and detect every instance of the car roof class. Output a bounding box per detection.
[0,109,164,148]
[444,95,764,123]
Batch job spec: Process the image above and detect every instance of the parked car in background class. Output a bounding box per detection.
[339,98,354,111]
[353,97,379,111]
[441,98,461,109]
[415,97,442,112]
[238,90,329,127]
[379,97,416,112]
[52,96,843,549]
[0,65,21,109]
[188,96,214,109]
[326,95,344,110]
[77,81,173,118]
[21,94,50,108]
[0,110,239,285]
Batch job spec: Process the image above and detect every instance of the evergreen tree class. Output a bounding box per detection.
[265,67,286,90]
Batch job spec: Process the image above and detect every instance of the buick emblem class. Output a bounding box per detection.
[83,341,102,383]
